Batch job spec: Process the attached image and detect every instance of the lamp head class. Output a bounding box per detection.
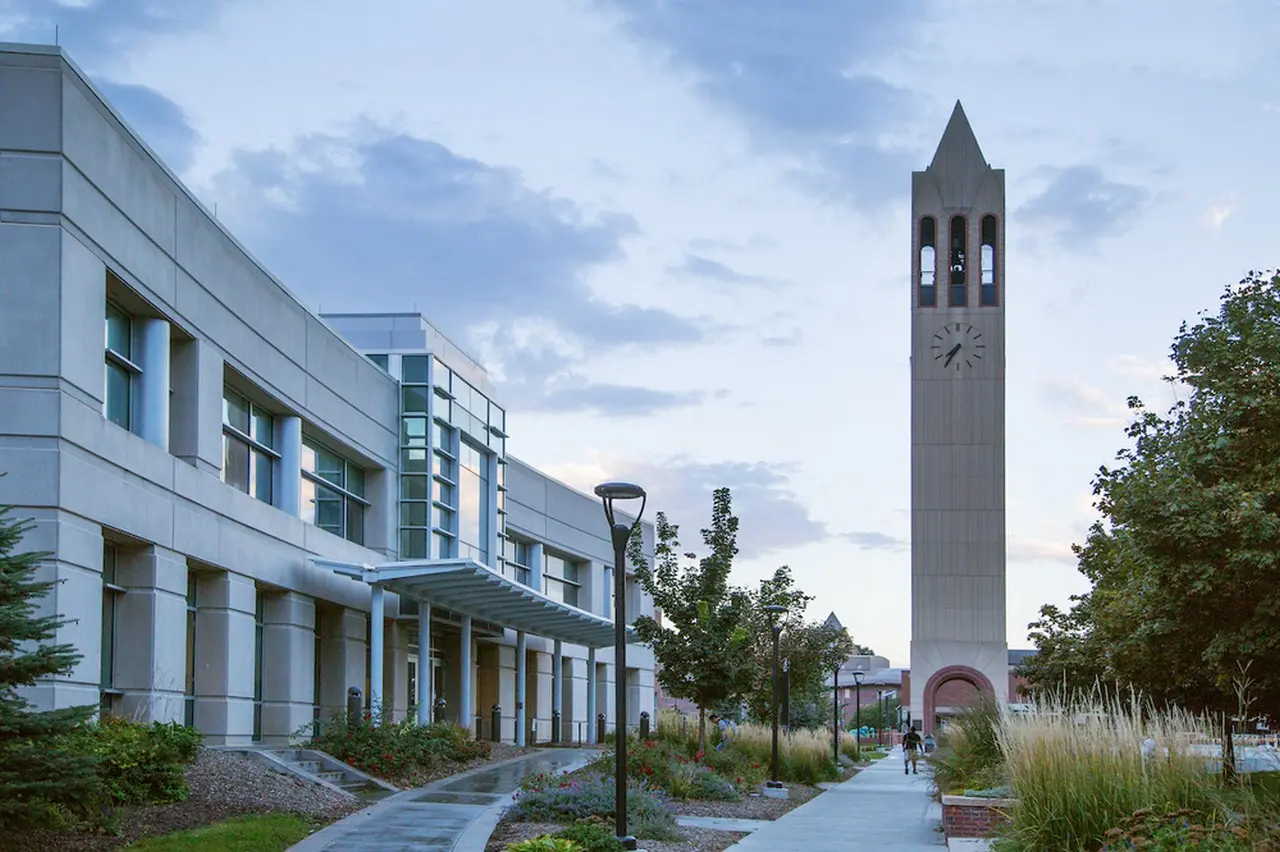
[594,480,647,542]
[852,670,865,685]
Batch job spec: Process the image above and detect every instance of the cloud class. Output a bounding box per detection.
[1199,194,1236,231]
[544,453,828,559]
[668,254,784,289]
[209,120,712,398]
[1017,165,1150,245]
[761,328,803,348]
[1007,534,1076,564]
[525,382,715,418]
[844,531,907,552]
[1039,377,1130,428]
[593,0,921,209]
[98,81,199,174]
[0,0,233,63]
[688,234,779,253]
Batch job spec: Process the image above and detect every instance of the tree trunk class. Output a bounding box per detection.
[698,707,707,754]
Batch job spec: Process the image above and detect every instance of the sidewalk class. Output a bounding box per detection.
[724,746,944,850]
[289,748,596,852]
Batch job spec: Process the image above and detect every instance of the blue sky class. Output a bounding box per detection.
[7,0,1280,665]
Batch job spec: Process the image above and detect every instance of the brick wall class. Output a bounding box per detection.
[941,796,1014,839]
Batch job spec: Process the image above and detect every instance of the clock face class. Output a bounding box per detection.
[930,322,986,372]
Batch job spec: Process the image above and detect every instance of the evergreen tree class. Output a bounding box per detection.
[0,503,99,829]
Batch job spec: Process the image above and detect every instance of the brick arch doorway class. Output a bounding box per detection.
[922,665,995,736]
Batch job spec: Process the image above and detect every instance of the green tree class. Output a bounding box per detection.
[741,567,854,726]
[1023,270,1280,722]
[0,502,100,828]
[628,488,756,752]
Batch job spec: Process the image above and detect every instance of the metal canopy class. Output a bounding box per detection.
[313,557,636,649]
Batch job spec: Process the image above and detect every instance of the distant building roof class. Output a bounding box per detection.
[824,612,844,631]
[826,666,903,689]
[1008,649,1037,666]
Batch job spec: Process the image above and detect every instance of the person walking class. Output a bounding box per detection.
[903,727,923,775]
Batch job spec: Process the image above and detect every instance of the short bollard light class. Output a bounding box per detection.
[433,696,447,724]
[491,704,502,743]
[639,711,650,741]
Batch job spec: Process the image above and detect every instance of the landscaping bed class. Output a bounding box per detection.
[486,819,747,852]
[10,747,358,852]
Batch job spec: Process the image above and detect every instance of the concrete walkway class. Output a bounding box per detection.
[724,747,944,850]
[289,748,596,852]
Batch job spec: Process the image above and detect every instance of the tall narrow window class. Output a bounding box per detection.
[543,552,581,608]
[918,217,937,307]
[301,439,368,544]
[100,542,125,715]
[104,302,140,430]
[980,215,998,306]
[949,215,967,307]
[253,590,265,742]
[185,570,197,727]
[222,388,277,504]
[457,441,489,564]
[502,536,532,586]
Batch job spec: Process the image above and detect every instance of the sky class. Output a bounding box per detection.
[6,0,1280,666]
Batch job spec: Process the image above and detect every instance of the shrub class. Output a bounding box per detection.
[1097,808,1270,852]
[510,774,677,839]
[507,836,582,852]
[554,821,625,852]
[307,714,490,785]
[727,723,841,785]
[68,717,203,805]
[927,697,1004,796]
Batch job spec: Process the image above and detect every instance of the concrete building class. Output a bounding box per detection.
[909,102,1009,734]
[0,42,655,746]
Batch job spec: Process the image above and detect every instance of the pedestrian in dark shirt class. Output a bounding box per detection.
[903,728,923,775]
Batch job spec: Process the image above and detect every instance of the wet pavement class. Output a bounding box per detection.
[289,748,597,852]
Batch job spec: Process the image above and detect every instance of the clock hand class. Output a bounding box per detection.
[943,343,961,367]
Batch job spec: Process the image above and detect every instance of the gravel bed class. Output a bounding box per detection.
[11,748,360,852]
[486,820,746,852]
[671,783,822,820]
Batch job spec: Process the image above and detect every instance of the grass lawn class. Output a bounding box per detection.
[125,813,320,851]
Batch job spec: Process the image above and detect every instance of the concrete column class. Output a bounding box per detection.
[169,337,224,475]
[319,608,367,719]
[137,317,170,450]
[459,614,473,733]
[193,572,256,745]
[528,542,544,592]
[276,416,302,516]
[534,650,552,741]
[552,640,563,741]
[369,584,384,721]
[114,545,187,723]
[417,601,431,724]
[515,630,527,746]
[261,591,316,743]
[498,644,517,741]
[586,646,597,744]
[385,621,411,723]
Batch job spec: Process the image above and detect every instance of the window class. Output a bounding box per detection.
[980,215,998,307]
[402,355,430,384]
[503,537,532,585]
[544,552,581,608]
[949,216,967,307]
[457,441,489,563]
[301,439,368,544]
[918,216,937,308]
[221,388,277,504]
[367,353,389,371]
[253,591,264,742]
[185,571,197,728]
[101,542,125,714]
[104,301,140,430]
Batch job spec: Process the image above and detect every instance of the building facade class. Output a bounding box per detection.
[0,43,655,746]
[909,102,1009,734]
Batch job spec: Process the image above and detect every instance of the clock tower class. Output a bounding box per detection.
[908,102,1008,733]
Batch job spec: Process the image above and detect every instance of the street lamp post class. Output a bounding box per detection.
[832,665,840,763]
[876,689,885,747]
[852,671,864,748]
[594,481,647,852]
[764,604,788,792]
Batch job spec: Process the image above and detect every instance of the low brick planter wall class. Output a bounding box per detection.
[941,795,1016,839]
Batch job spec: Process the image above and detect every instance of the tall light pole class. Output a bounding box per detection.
[764,604,788,791]
[594,481,646,852]
[876,688,885,747]
[852,670,864,748]
[832,663,840,763]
